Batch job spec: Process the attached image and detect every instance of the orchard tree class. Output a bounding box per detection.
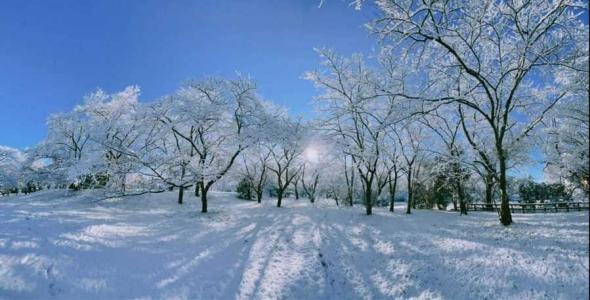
[266,117,306,208]
[45,107,91,183]
[300,137,331,204]
[381,131,401,212]
[543,95,589,195]
[239,146,272,203]
[80,86,143,193]
[395,123,427,214]
[153,76,269,211]
[323,151,358,206]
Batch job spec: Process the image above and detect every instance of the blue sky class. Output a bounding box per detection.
[1,1,584,181]
[0,0,376,149]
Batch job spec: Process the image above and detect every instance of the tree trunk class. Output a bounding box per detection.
[459,200,467,215]
[406,169,412,214]
[485,180,493,210]
[365,184,373,215]
[195,182,200,197]
[256,189,262,204]
[345,158,354,207]
[389,195,395,212]
[293,181,299,200]
[277,189,283,207]
[498,154,513,225]
[457,182,467,215]
[121,175,126,193]
[178,186,184,205]
[201,187,208,213]
[389,174,397,212]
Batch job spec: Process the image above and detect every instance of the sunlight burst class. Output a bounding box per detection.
[303,146,320,163]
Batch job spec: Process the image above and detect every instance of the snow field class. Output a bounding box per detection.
[0,190,588,299]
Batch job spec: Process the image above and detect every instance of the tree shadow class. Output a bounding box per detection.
[0,191,588,299]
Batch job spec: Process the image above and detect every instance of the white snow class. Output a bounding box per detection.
[0,190,588,299]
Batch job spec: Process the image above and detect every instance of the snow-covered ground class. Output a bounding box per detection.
[0,190,588,300]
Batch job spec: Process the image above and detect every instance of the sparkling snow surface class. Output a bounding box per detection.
[1,190,588,299]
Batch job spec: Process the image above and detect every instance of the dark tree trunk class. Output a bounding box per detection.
[200,186,209,213]
[178,186,184,205]
[389,174,397,212]
[256,189,262,204]
[459,200,467,215]
[498,153,512,225]
[345,158,354,207]
[276,189,283,207]
[364,183,373,215]
[452,199,458,211]
[485,180,493,210]
[195,183,200,197]
[406,169,412,214]
[457,182,467,215]
[389,193,395,212]
[293,181,299,200]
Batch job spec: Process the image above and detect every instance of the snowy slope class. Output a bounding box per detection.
[0,190,588,299]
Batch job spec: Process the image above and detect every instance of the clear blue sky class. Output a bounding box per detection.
[0,0,376,149]
[1,1,583,181]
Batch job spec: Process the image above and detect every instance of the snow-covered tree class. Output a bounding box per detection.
[44,107,91,184]
[307,49,405,215]
[299,135,332,204]
[266,117,306,208]
[238,145,272,203]
[79,86,143,193]
[372,128,403,212]
[0,146,24,194]
[153,76,270,212]
[395,123,428,214]
[367,0,589,225]
[543,96,589,195]
[420,109,472,214]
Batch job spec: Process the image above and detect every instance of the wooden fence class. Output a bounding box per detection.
[467,202,590,213]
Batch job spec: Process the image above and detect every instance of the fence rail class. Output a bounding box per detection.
[467,202,590,213]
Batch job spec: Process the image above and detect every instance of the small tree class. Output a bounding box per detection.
[236,177,254,200]
[266,118,305,208]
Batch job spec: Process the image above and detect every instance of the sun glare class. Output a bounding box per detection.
[303,146,320,163]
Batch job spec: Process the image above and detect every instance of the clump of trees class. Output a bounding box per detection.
[518,179,571,203]
[352,0,588,225]
[1,0,588,228]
